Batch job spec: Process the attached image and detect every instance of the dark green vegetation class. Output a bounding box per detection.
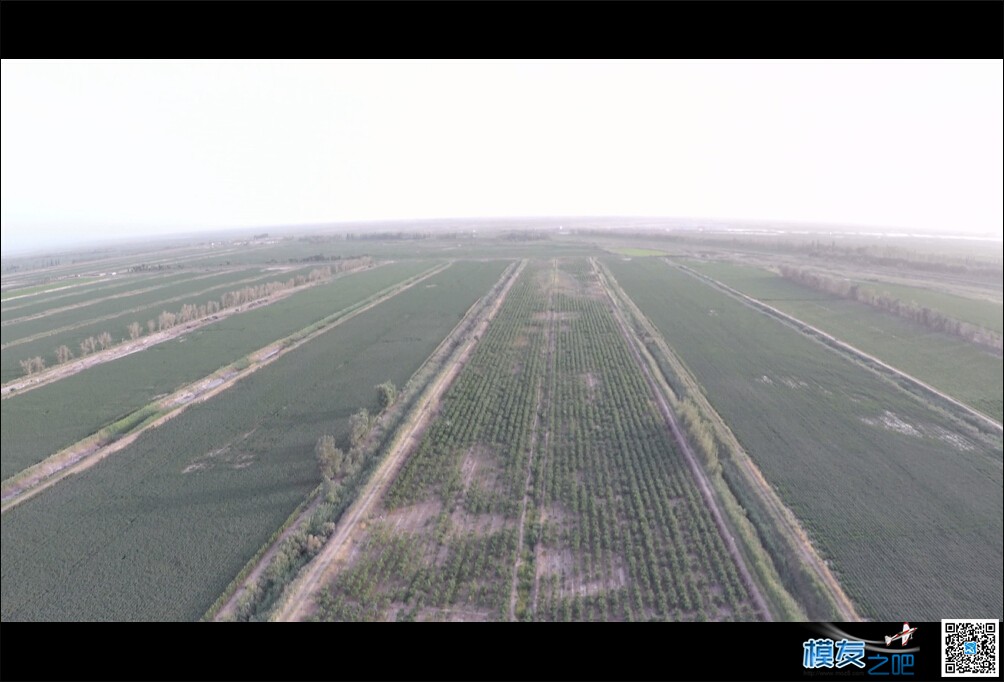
[605,257,1003,620]
[684,260,1003,424]
[0,261,508,621]
[0,262,433,480]
[315,260,758,621]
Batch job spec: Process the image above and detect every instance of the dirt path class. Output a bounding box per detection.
[272,261,525,622]
[528,405,553,615]
[213,496,324,620]
[508,259,556,621]
[676,262,1003,435]
[0,264,387,399]
[595,258,774,621]
[0,263,451,512]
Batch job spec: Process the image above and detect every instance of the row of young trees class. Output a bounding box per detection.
[233,265,519,621]
[18,267,334,377]
[314,381,398,482]
[225,379,398,621]
[317,272,546,619]
[778,265,1002,352]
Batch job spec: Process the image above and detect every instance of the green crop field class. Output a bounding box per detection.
[2,225,999,624]
[0,261,436,480]
[0,268,294,380]
[681,261,835,301]
[0,267,325,379]
[1,242,252,282]
[608,247,670,257]
[314,259,758,622]
[1,277,100,301]
[684,259,1002,334]
[605,257,1003,620]
[1,272,184,314]
[0,260,509,621]
[855,280,1003,334]
[683,260,1003,424]
[1,269,264,344]
[0,270,197,321]
[178,241,380,268]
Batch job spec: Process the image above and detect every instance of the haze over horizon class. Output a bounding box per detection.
[3,59,1002,254]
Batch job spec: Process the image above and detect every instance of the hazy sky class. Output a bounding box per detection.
[2,59,1002,252]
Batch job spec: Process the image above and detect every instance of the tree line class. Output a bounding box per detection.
[778,265,1002,352]
[315,381,397,483]
[18,267,333,378]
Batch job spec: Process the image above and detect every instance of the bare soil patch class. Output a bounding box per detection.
[414,606,495,622]
[182,428,259,474]
[459,444,502,493]
[382,499,442,536]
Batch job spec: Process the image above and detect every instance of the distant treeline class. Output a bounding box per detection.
[778,265,1003,353]
[706,237,1001,280]
[500,230,549,241]
[285,254,375,267]
[344,231,432,241]
[129,263,186,272]
[2,258,62,273]
[581,229,1004,281]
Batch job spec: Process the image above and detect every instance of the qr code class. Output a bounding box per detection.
[943,619,999,677]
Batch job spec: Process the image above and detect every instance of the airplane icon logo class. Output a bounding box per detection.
[885,622,918,646]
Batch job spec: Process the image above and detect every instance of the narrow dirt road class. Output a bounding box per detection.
[273,261,525,622]
[508,259,556,621]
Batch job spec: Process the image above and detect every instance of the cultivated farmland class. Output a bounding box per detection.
[604,257,1003,620]
[0,270,198,323]
[1,268,261,338]
[0,260,435,481]
[854,280,1002,333]
[2,226,999,623]
[0,260,509,621]
[683,260,1003,424]
[0,267,320,381]
[305,259,762,621]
